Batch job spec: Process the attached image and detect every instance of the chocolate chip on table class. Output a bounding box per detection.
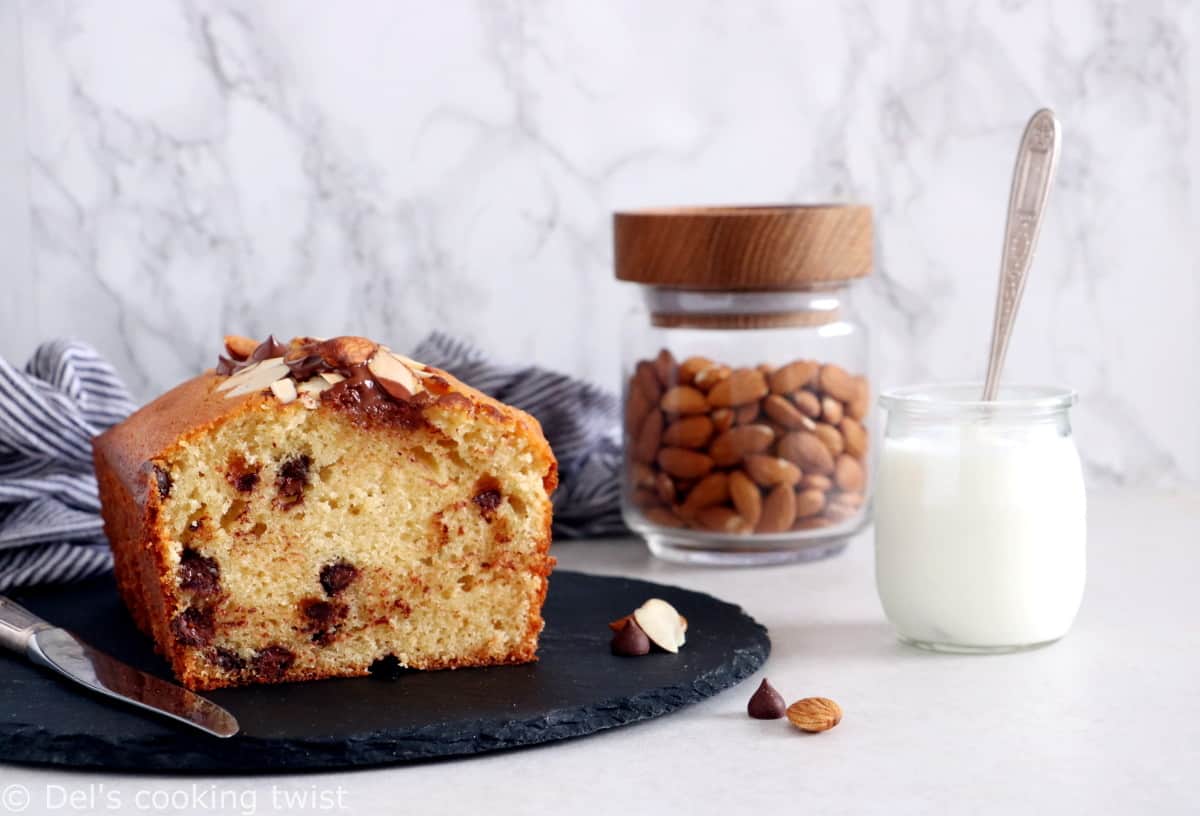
[610,617,651,656]
[170,606,214,647]
[319,560,359,596]
[252,645,295,681]
[152,465,173,500]
[747,678,787,719]
[178,548,221,595]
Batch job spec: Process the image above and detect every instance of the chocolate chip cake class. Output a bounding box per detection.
[92,335,558,690]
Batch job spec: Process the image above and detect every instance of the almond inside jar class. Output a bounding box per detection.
[624,350,869,535]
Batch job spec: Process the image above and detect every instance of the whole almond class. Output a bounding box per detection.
[777,431,834,475]
[795,488,826,518]
[840,417,868,458]
[709,425,775,467]
[764,394,811,429]
[744,454,802,487]
[663,415,715,448]
[678,356,715,385]
[652,349,677,388]
[696,506,753,535]
[320,336,378,368]
[787,697,842,733]
[692,364,732,392]
[630,462,656,489]
[813,422,845,456]
[633,411,663,464]
[711,408,735,433]
[634,361,663,404]
[660,385,708,415]
[631,488,659,509]
[707,368,769,408]
[654,471,676,505]
[625,387,652,435]
[657,448,715,480]
[728,470,763,527]
[769,360,819,394]
[224,334,259,361]
[819,364,857,403]
[834,454,866,492]
[643,506,685,528]
[757,484,797,533]
[821,396,844,425]
[734,402,760,425]
[837,491,865,509]
[799,474,833,492]
[793,389,822,418]
[847,376,870,421]
[793,515,834,531]
[678,472,730,519]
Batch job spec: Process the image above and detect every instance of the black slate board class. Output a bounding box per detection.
[0,570,768,772]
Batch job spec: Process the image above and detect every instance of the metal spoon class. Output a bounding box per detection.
[981,108,1062,401]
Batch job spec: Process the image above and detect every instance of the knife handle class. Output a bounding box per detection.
[0,596,52,654]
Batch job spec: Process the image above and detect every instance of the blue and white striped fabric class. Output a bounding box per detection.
[0,340,136,591]
[0,334,626,590]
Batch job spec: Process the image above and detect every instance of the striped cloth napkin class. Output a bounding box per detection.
[0,333,625,591]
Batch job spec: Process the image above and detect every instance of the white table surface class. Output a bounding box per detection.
[1,489,1196,815]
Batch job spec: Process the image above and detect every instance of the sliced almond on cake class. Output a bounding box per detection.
[269,377,298,404]
[367,351,423,401]
[220,358,289,396]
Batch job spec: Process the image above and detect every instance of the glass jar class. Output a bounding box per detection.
[875,384,1086,652]
[615,205,874,566]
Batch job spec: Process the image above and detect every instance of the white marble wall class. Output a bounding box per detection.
[1,0,1196,486]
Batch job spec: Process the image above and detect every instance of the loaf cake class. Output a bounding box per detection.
[92,335,557,690]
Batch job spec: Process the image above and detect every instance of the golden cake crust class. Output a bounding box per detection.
[93,338,557,688]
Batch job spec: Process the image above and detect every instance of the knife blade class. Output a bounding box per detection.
[0,596,238,738]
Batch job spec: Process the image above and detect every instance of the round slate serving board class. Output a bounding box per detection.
[0,570,768,772]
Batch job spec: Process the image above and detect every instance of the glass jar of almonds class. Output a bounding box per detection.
[614,205,873,565]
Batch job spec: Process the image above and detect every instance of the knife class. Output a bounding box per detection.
[0,595,238,738]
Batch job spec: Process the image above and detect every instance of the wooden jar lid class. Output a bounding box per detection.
[614,205,872,290]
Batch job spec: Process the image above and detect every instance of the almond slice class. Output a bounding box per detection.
[386,350,438,379]
[221,358,288,396]
[367,351,423,400]
[297,377,332,395]
[269,377,298,404]
[632,598,687,653]
[318,372,345,385]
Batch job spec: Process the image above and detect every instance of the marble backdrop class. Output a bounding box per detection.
[1,0,1196,486]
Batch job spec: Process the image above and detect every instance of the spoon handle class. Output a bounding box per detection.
[982,109,1062,401]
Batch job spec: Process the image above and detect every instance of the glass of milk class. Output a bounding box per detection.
[874,384,1086,652]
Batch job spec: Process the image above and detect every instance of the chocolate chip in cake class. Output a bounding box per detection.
[225,455,261,493]
[300,598,348,628]
[170,606,214,647]
[319,560,359,596]
[212,647,246,672]
[274,454,312,508]
[152,465,173,500]
[472,476,503,522]
[368,654,407,680]
[252,645,295,681]
[179,548,221,595]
